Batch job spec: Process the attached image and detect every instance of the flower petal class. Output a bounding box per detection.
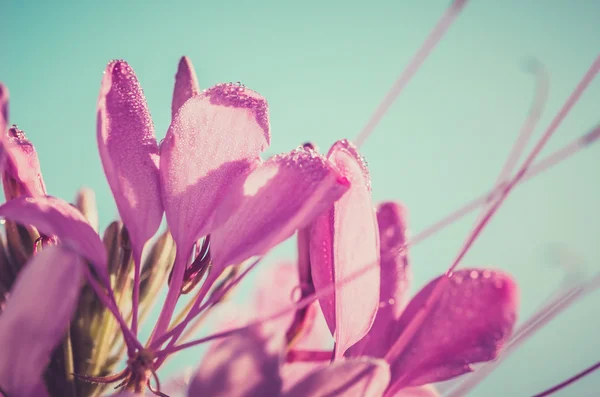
[0,246,83,397]
[97,60,163,260]
[209,146,350,273]
[1,126,46,199]
[284,358,390,397]
[255,263,299,337]
[389,269,519,388]
[160,82,270,256]
[172,56,200,119]
[187,328,282,397]
[347,201,411,358]
[393,385,439,397]
[310,140,380,358]
[0,82,8,132]
[0,196,107,272]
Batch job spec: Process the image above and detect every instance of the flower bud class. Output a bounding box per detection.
[75,187,99,232]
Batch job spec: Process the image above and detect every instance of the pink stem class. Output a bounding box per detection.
[410,123,600,248]
[149,250,187,346]
[131,248,142,337]
[354,0,469,148]
[153,258,262,368]
[286,350,333,363]
[84,268,143,352]
[493,61,549,188]
[532,361,600,397]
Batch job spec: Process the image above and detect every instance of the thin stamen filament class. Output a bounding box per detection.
[354,0,469,148]
[384,55,600,365]
[532,361,600,397]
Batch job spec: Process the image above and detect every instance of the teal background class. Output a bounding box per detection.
[1,1,599,395]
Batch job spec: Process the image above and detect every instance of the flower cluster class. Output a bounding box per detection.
[1,1,598,395]
[0,53,519,397]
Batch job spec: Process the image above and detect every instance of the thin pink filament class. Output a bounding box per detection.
[532,360,600,397]
[354,0,469,148]
[384,54,600,366]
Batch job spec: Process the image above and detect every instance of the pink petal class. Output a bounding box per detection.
[1,126,47,199]
[389,269,519,388]
[281,362,328,394]
[255,263,299,337]
[0,246,83,397]
[0,82,8,131]
[347,201,411,358]
[284,358,390,397]
[172,56,200,119]
[160,82,270,256]
[392,385,440,397]
[187,328,282,397]
[295,303,334,351]
[209,146,350,273]
[310,140,380,358]
[0,196,107,272]
[97,60,163,260]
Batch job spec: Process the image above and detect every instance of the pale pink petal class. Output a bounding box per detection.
[172,56,200,119]
[310,140,380,358]
[209,147,350,273]
[393,385,440,397]
[0,246,83,397]
[255,263,299,337]
[160,82,270,257]
[295,302,334,351]
[0,196,107,272]
[347,201,411,358]
[281,362,327,394]
[160,372,192,397]
[97,60,163,260]
[284,358,390,397]
[1,126,46,199]
[389,269,519,388]
[187,328,282,397]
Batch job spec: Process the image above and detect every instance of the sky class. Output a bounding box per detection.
[1,0,599,395]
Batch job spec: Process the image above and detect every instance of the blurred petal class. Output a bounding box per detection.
[393,385,440,397]
[389,269,519,388]
[210,146,350,273]
[310,140,379,358]
[172,56,200,119]
[160,372,192,397]
[0,82,8,127]
[75,187,99,232]
[255,263,298,336]
[347,201,411,358]
[160,82,270,256]
[1,125,46,199]
[0,246,83,397]
[281,362,327,394]
[285,358,390,397]
[188,328,282,397]
[0,196,107,272]
[97,60,163,260]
